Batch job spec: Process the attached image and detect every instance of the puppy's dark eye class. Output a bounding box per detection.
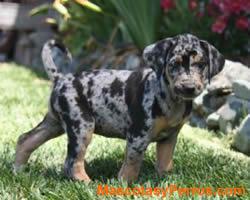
[169,60,179,67]
[197,62,206,69]
[190,50,197,56]
[198,63,203,68]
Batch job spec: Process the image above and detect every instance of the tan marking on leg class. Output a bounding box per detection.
[118,162,141,183]
[69,133,92,183]
[156,142,174,176]
[156,135,178,176]
[72,153,91,182]
[152,117,168,139]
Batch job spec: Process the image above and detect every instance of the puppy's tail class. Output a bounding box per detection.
[42,39,73,82]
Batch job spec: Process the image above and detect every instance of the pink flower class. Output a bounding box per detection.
[212,0,226,12]
[236,16,249,30]
[189,0,198,10]
[224,0,243,14]
[161,0,175,11]
[242,0,250,12]
[212,0,248,14]
[212,16,228,34]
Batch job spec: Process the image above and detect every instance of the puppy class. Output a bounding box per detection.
[14,33,224,183]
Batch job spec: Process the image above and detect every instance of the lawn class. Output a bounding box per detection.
[0,63,249,200]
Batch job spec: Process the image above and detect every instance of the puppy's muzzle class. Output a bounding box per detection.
[175,82,202,99]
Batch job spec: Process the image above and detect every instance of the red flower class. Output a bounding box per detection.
[212,16,228,34]
[242,0,250,12]
[189,0,198,10]
[212,0,226,12]
[225,0,243,14]
[161,0,175,11]
[236,16,249,30]
[212,0,248,14]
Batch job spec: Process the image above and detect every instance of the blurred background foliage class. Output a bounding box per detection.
[32,0,250,57]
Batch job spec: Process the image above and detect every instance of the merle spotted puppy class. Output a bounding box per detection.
[14,34,224,183]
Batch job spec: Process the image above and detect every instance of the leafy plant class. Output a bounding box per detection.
[31,0,162,53]
[160,0,250,56]
[31,0,119,54]
[110,0,162,49]
[32,0,249,56]
[60,0,119,54]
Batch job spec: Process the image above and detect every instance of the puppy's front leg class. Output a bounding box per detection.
[118,137,150,183]
[156,129,180,177]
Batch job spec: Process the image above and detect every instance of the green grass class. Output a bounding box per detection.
[0,63,249,199]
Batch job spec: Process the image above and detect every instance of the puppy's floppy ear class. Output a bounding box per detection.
[143,38,175,79]
[200,40,225,83]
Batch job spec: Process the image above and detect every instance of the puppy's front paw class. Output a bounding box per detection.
[72,173,91,183]
[155,159,173,177]
[13,163,26,175]
[64,161,91,183]
[118,163,139,183]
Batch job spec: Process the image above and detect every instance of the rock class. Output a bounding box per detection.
[206,112,220,129]
[233,80,250,101]
[217,95,250,133]
[193,89,228,119]
[207,75,232,95]
[192,59,249,122]
[207,59,250,96]
[219,119,233,134]
[232,115,250,155]
[203,93,228,111]
[218,103,237,133]
[227,95,250,113]
[193,89,210,115]
[189,113,207,128]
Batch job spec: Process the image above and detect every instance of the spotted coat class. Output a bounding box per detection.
[14,34,225,182]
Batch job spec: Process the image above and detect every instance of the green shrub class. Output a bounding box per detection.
[110,0,161,49]
[57,0,120,55]
[32,0,162,53]
[32,0,249,57]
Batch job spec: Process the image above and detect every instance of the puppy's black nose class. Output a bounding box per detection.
[183,84,196,94]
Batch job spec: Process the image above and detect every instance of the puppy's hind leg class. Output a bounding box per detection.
[14,113,64,172]
[63,117,94,183]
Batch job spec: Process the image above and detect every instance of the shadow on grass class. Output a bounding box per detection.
[22,64,49,80]
[86,152,174,186]
[0,147,168,186]
[4,61,49,80]
[85,153,161,184]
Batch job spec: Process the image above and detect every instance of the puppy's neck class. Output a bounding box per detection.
[158,76,178,102]
[154,76,192,121]
[154,76,178,115]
